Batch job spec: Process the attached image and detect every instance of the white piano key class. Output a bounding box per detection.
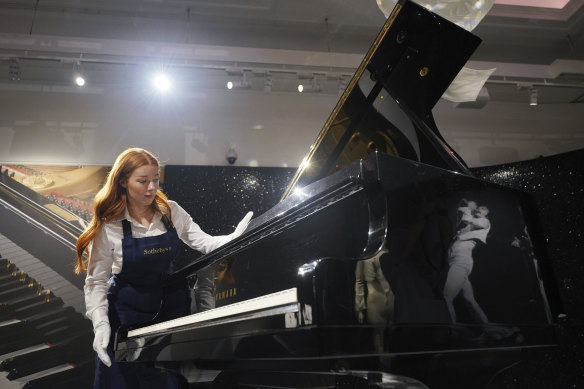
[0,343,50,360]
[0,319,21,327]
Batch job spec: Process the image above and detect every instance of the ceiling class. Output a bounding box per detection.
[0,0,582,168]
[0,0,582,102]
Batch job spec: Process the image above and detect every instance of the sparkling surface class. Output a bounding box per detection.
[473,149,584,389]
[163,165,295,268]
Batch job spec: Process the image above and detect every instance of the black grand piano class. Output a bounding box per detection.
[114,1,561,387]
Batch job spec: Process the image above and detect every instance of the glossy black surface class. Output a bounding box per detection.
[123,150,581,388]
[116,153,557,389]
[284,0,479,197]
[472,149,584,389]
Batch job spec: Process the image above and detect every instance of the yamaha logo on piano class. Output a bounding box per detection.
[216,288,236,301]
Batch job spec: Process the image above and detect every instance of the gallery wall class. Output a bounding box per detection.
[1,86,582,169]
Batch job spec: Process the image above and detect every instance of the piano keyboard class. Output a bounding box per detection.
[12,363,74,382]
[128,288,298,338]
[0,319,21,327]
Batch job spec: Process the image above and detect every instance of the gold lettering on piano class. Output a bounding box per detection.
[216,288,237,301]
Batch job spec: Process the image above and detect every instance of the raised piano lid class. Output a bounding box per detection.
[282,0,481,199]
[170,0,482,282]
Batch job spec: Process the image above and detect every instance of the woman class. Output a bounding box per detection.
[75,147,252,389]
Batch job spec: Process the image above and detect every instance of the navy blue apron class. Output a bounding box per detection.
[94,216,189,389]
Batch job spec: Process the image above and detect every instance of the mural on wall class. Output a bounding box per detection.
[0,163,109,224]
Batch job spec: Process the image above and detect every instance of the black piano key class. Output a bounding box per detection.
[0,293,53,320]
[0,270,33,283]
[0,282,36,296]
[1,332,94,376]
[0,321,33,342]
[35,314,86,336]
[25,305,75,327]
[0,268,26,279]
[0,347,58,373]
[0,262,18,275]
[0,333,46,356]
[0,283,44,301]
[44,327,93,347]
[0,294,59,321]
[5,348,68,380]
[50,329,94,349]
[0,279,29,292]
[0,272,20,282]
[22,361,94,389]
[1,290,53,307]
[0,309,82,350]
[10,297,64,321]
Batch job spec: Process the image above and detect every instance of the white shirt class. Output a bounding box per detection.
[84,200,235,329]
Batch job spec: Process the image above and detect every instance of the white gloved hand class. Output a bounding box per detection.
[232,211,253,239]
[93,322,112,367]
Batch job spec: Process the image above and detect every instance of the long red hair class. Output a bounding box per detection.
[75,148,172,274]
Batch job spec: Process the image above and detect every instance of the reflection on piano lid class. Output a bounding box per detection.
[128,288,298,338]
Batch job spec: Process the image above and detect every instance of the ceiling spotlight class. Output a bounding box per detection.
[75,75,86,86]
[153,73,172,93]
[297,76,321,93]
[226,71,251,90]
[73,61,85,87]
[529,87,538,106]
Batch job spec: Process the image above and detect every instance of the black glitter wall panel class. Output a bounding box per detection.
[163,165,295,267]
[472,148,584,389]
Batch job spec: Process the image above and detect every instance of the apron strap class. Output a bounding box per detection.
[161,214,174,231]
[121,219,132,240]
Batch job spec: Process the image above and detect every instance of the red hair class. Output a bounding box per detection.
[75,148,172,274]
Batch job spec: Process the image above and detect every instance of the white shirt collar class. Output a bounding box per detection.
[117,206,162,227]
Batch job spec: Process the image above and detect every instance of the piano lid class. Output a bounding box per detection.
[282,0,481,199]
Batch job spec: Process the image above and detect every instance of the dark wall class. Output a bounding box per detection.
[471,149,584,389]
[163,165,295,268]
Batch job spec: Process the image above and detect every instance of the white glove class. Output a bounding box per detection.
[93,322,112,367]
[232,211,253,239]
